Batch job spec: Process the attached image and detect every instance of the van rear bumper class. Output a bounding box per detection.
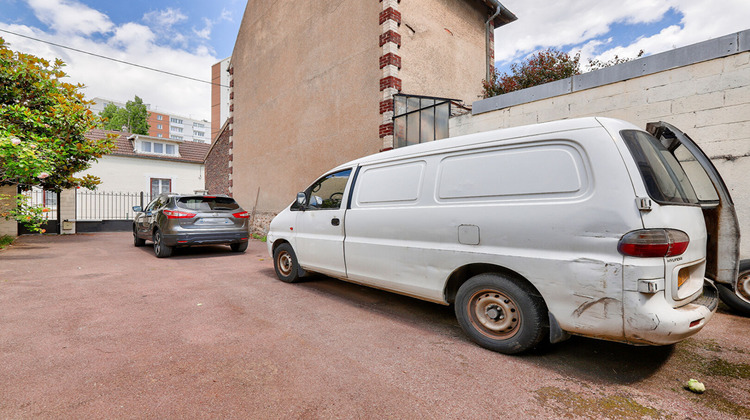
[624,280,719,345]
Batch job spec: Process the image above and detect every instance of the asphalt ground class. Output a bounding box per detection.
[1,232,749,419]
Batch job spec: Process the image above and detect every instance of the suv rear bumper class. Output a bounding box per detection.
[161,231,249,247]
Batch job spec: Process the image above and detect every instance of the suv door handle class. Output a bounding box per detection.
[331,217,340,226]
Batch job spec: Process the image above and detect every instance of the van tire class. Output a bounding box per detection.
[273,243,301,283]
[717,259,750,316]
[455,273,548,354]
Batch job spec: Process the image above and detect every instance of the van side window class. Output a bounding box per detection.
[621,130,700,205]
[301,169,352,210]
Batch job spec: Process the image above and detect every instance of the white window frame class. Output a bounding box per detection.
[137,139,179,157]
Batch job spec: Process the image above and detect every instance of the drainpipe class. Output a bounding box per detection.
[484,1,514,83]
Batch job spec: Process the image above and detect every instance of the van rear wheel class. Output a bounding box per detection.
[455,273,548,354]
[717,259,750,316]
[273,243,301,283]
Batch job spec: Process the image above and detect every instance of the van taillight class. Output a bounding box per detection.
[233,211,250,218]
[163,209,196,219]
[617,229,689,258]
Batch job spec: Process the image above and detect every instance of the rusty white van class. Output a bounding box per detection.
[266,117,740,354]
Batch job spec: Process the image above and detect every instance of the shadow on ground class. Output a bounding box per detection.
[292,273,674,385]
[134,243,245,259]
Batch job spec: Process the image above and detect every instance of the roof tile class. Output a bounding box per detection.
[85,129,210,163]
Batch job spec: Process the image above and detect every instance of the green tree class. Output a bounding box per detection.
[99,95,150,135]
[0,37,114,231]
[482,48,645,98]
[587,49,644,71]
[99,103,128,131]
[483,49,581,98]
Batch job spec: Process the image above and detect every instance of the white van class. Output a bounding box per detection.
[266,117,740,354]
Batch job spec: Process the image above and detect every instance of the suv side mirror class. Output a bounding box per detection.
[296,192,307,207]
[132,205,143,212]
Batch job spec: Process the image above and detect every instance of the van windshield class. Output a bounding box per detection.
[621,130,699,205]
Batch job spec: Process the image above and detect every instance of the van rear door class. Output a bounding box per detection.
[645,122,740,288]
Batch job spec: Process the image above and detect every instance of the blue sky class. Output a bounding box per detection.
[495,0,750,74]
[1,0,748,121]
[0,0,245,120]
[1,0,244,58]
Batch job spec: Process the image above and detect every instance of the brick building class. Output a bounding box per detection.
[90,97,211,143]
[204,121,232,196]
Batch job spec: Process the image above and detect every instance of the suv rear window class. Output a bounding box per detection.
[177,196,240,211]
[621,130,699,205]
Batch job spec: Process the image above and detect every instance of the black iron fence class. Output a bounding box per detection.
[22,187,58,221]
[76,190,151,221]
[18,187,60,234]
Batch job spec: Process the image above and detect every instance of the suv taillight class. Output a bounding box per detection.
[618,229,689,258]
[163,209,196,219]
[232,211,250,218]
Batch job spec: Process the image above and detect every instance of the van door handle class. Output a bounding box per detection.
[331,217,340,226]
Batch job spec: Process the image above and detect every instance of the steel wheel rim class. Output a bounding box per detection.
[738,270,750,303]
[468,289,520,339]
[277,251,293,276]
[154,232,161,253]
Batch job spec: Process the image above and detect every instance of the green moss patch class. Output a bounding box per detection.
[534,387,663,419]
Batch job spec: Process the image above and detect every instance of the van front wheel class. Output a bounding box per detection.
[455,273,548,354]
[273,243,301,283]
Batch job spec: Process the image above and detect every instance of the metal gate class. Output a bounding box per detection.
[75,190,151,232]
[18,186,60,235]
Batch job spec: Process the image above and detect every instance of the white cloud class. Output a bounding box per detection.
[193,18,213,40]
[110,23,156,51]
[27,0,113,35]
[495,0,750,69]
[220,8,233,22]
[0,5,217,120]
[143,8,188,29]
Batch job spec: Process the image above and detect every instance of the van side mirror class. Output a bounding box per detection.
[296,192,307,207]
[132,205,142,212]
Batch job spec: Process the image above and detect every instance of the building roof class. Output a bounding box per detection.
[476,1,516,27]
[85,129,210,164]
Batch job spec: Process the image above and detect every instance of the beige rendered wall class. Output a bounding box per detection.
[451,52,750,256]
[399,0,488,103]
[231,1,383,214]
[79,155,205,195]
[0,184,17,236]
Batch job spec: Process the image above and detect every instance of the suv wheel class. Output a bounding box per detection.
[133,227,146,247]
[230,242,248,252]
[153,229,173,258]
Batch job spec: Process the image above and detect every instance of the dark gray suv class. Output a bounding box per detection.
[133,194,250,258]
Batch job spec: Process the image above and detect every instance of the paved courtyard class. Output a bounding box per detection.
[1,232,749,418]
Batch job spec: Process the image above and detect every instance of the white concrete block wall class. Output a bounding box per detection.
[451,51,750,257]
